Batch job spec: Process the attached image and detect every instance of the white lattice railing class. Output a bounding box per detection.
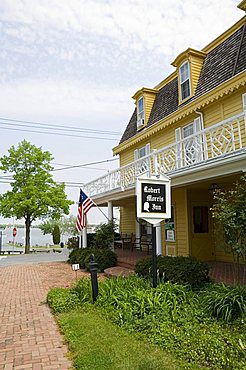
[84,112,246,196]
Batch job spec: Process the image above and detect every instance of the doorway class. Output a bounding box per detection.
[190,202,213,261]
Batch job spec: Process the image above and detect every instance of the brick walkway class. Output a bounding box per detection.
[0,262,91,370]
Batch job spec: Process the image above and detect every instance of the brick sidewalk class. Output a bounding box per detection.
[0,262,91,370]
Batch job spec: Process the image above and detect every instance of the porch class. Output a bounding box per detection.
[84,111,246,200]
[113,248,246,285]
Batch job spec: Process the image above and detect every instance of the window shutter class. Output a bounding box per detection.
[243,93,246,110]
[134,149,139,161]
[146,143,150,155]
[175,128,182,168]
[194,116,205,161]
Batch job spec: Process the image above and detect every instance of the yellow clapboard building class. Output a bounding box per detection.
[84,0,246,263]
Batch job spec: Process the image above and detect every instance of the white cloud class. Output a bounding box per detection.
[0,78,134,126]
[0,0,241,59]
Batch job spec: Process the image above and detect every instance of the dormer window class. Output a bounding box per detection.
[180,61,191,100]
[137,96,145,127]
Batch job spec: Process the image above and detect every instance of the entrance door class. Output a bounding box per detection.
[190,202,213,261]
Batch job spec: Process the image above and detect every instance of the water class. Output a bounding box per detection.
[1,227,71,247]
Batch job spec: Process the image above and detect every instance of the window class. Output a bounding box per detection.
[134,143,150,160]
[137,96,144,127]
[183,122,194,138]
[180,61,191,100]
[134,143,150,174]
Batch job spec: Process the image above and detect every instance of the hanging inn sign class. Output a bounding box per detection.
[136,174,171,225]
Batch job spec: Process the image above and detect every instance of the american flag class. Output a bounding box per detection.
[76,189,94,232]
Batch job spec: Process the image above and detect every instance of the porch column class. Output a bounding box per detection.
[136,219,141,242]
[108,201,113,221]
[156,222,162,255]
[82,215,87,248]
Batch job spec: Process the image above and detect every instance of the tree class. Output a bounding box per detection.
[0,140,73,253]
[52,224,61,245]
[40,215,78,237]
[212,175,246,281]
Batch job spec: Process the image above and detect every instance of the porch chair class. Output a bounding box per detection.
[133,234,152,254]
[114,232,135,250]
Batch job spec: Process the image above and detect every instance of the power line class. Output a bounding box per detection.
[51,158,117,172]
[0,117,122,136]
[0,126,118,141]
[0,158,118,176]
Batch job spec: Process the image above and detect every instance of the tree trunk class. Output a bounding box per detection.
[25,216,31,254]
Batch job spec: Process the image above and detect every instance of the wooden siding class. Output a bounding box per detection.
[190,55,205,95]
[171,189,189,256]
[119,198,136,234]
[144,92,157,125]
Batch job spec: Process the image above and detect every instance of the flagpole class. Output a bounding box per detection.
[93,203,109,221]
[82,215,87,248]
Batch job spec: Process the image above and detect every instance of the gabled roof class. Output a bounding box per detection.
[119,20,246,145]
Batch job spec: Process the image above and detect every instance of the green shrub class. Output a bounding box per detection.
[94,221,116,249]
[70,277,92,303]
[52,224,61,245]
[68,247,117,272]
[47,288,80,313]
[84,249,117,272]
[67,236,79,249]
[201,283,246,322]
[68,248,93,268]
[87,233,96,247]
[135,256,210,289]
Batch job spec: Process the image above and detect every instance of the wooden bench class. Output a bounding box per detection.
[0,250,24,255]
[31,248,51,253]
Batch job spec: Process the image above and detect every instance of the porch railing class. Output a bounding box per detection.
[84,112,245,196]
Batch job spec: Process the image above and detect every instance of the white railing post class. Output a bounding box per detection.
[153,149,158,176]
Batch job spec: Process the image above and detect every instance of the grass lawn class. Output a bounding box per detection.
[58,306,205,370]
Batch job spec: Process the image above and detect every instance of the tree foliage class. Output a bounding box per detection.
[94,221,116,249]
[0,140,73,253]
[52,224,61,245]
[212,174,246,265]
[40,215,77,236]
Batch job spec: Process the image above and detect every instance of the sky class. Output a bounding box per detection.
[0,0,243,225]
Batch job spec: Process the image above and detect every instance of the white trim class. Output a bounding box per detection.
[242,93,246,110]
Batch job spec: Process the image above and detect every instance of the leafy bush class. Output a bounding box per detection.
[47,288,80,313]
[68,247,117,272]
[201,283,246,322]
[94,221,116,249]
[67,236,79,249]
[84,249,117,272]
[68,248,93,268]
[135,256,210,289]
[87,233,96,247]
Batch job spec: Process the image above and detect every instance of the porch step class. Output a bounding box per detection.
[104,266,135,278]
